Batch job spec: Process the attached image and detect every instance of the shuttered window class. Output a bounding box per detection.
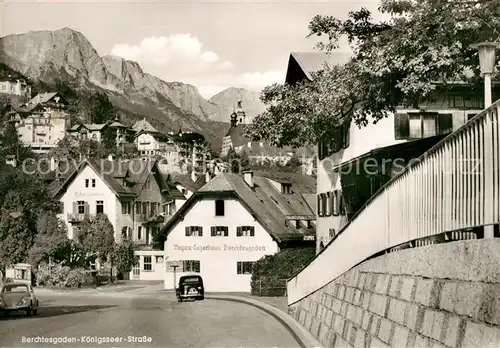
[325,192,332,216]
[237,226,255,237]
[394,113,410,139]
[437,113,453,134]
[317,194,324,216]
[211,226,229,236]
[185,226,203,236]
[332,191,339,216]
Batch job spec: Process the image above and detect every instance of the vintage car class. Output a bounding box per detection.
[176,275,204,302]
[0,282,39,316]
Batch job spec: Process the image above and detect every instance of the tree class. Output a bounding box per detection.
[223,147,246,173]
[28,213,70,268]
[101,126,116,152]
[89,93,115,124]
[111,238,137,275]
[286,153,302,170]
[80,214,116,262]
[245,0,500,147]
[0,192,34,274]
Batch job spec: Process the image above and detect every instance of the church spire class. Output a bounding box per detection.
[235,100,246,124]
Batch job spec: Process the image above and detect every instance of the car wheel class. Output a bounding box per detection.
[26,306,32,316]
[178,298,182,302]
[32,308,38,316]
[200,296,204,300]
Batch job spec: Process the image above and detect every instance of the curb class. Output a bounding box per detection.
[206,295,323,348]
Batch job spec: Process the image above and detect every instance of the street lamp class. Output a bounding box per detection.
[471,42,500,107]
[471,42,499,239]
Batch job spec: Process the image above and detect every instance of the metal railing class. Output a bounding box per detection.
[287,99,500,305]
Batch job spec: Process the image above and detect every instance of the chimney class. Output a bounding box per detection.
[191,169,197,182]
[205,171,210,183]
[243,170,253,188]
[50,157,57,171]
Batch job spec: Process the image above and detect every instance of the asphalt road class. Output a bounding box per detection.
[0,292,301,348]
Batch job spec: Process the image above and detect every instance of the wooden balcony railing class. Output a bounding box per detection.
[287,99,500,305]
[67,213,92,223]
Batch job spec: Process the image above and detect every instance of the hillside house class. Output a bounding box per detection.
[5,92,69,153]
[161,169,316,292]
[0,76,31,99]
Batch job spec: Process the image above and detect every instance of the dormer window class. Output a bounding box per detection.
[281,183,292,194]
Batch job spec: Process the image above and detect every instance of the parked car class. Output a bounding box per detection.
[0,282,38,316]
[176,275,204,302]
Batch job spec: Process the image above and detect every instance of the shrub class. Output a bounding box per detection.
[251,247,315,296]
[35,262,90,287]
[64,268,87,288]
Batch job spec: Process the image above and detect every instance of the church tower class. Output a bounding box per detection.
[235,100,246,124]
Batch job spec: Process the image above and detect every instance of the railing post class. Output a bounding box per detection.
[484,107,495,238]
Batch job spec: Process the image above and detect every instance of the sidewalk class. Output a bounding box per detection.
[206,294,322,348]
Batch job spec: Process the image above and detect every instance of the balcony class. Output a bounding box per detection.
[287,98,500,304]
[67,213,92,223]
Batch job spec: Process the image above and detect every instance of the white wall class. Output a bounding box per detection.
[164,197,279,292]
[137,133,159,153]
[133,250,165,281]
[59,165,118,239]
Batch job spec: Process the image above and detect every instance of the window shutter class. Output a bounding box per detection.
[321,193,328,216]
[325,192,332,217]
[317,194,322,215]
[339,192,346,215]
[237,227,242,237]
[250,227,255,236]
[394,113,410,140]
[318,138,325,161]
[334,190,341,216]
[84,202,90,214]
[224,227,228,236]
[199,226,203,236]
[185,226,190,236]
[211,226,216,236]
[437,113,453,135]
[72,202,77,214]
[343,122,350,149]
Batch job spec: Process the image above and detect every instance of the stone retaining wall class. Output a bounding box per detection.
[288,240,500,348]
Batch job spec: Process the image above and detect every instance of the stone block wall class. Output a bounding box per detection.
[288,240,500,348]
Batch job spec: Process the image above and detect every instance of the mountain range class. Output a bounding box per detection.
[0,27,267,149]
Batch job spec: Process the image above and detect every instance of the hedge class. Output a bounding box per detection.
[251,247,315,296]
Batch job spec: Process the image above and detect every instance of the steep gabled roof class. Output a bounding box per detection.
[253,169,316,193]
[52,159,169,199]
[285,52,351,85]
[161,172,316,243]
[132,118,158,133]
[171,172,206,192]
[27,92,60,105]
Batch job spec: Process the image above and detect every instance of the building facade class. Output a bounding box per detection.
[52,158,186,280]
[5,92,69,153]
[283,52,499,253]
[161,170,316,292]
[0,77,31,99]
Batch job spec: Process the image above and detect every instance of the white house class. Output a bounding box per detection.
[283,52,493,252]
[52,157,186,280]
[161,170,316,292]
[0,76,31,98]
[5,92,69,154]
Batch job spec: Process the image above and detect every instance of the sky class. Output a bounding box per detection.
[0,0,381,99]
